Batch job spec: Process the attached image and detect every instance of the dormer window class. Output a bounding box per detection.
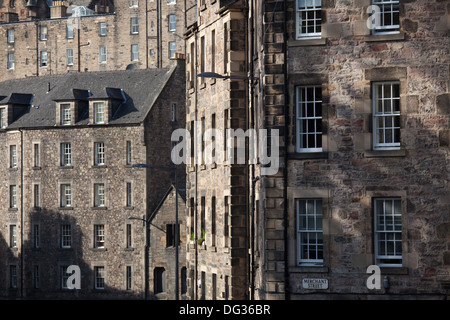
[94,102,105,124]
[60,104,71,125]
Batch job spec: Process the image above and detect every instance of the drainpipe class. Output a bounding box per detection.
[20,128,24,299]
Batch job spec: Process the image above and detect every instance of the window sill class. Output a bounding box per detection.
[91,247,107,252]
[364,149,406,158]
[32,166,42,170]
[364,32,404,42]
[92,165,107,168]
[380,266,408,275]
[291,266,329,273]
[124,206,134,210]
[8,208,18,212]
[288,38,326,47]
[8,167,18,171]
[59,206,74,210]
[124,247,134,252]
[91,206,107,210]
[60,165,73,169]
[288,152,328,160]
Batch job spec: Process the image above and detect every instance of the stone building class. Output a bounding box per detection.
[185,0,449,300]
[148,184,187,299]
[0,59,186,299]
[0,0,197,82]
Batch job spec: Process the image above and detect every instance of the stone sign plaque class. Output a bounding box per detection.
[302,278,328,290]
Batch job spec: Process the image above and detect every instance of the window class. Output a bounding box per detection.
[61,104,71,125]
[99,46,107,63]
[99,22,107,36]
[130,17,139,34]
[168,41,176,59]
[200,197,205,241]
[10,185,17,209]
[126,182,132,207]
[200,36,205,85]
[154,267,166,294]
[374,198,402,266]
[66,49,74,66]
[126,266,132,290]
[61,266,70,289]
[126,223,132,248]
[94,142,105,165]
[168,14,176,32]
[61,143,72,166]
[297,199,323,265]
[34,265,40,289]
[7,29,14,43]
[224,196,230,247]
[296,0,322,39]
[10,145,17,168]
[126,141,132,165]
[94,102,105,124]
[94,225,105,248]
[40,51,48,67]
[171,103,176,122]
[66,23,74,39]
[40,26,47,41]
[60,184,72,207]
[166,224,180,247]
[34,144,40,167]
[372,81,400,150]
[0,108,6,128]
[131,44,139,61]
[372,0,400,34]
[61,224,72,248]
[129,0,138,7]
[211,30,216,74]
[94,266,105,289]
[10,265,17,289]
[167,0,176,4]
[94,183,105,207]
[10,225,17,248]
[211,197,216,247]
[33,224,40,248]
[34,184,40,208]
[296,86,323,152]
[7,52,14,69]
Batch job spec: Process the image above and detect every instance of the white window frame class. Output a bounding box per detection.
[94,266,105,289]
[7,52,14,69]
[10,145,17,168]
[61,224,72,248]
[129,0,138,7]
[374,198,402,267]
[10,185,17,208]
[60,184,72,207]
[61,143,72,166]
[94,142,105,166]
[167,0,176,4]
[94,225,105,248]
[40,26,48,41]
[131,44,139,61]
[296,86,323,152]
[66,23,74,39]
[94,102,105,124]
[61,104,71,124]
[7,29,14,43]
[372,0,400,35]
[66,49,74,66]
[94,183,105,207]
[130,17,139,34]
[10,225,17,248]
[168,41,176,59]
[99,22,107,36]
[40,51,48,67]
[168,14,176,32]
[99,46,107,63]
[297,199,323,266]
[372,81,400,150]
[296,0,322,39]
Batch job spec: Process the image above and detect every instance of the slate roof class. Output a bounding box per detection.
[0,67,176,129]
